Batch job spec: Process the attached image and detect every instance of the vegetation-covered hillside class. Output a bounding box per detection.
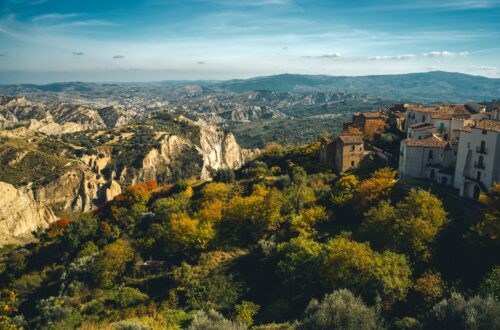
[1,142,499,329]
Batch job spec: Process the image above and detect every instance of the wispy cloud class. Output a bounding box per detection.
[368,54,416,60]
[362,0,500,11]
[32,13,80,23]
[73,52,84,56]
[113,55,125,59]
[422,51,469,57]
[197,61,205,64]
[303,53,417,61]
[303,53,342,59]
[469,65,497,70]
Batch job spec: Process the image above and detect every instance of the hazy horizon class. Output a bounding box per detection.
[1,0,499,83]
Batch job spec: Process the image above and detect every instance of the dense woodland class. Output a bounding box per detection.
[0,141,499,329]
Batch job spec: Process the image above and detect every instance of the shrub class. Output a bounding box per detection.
[188,310,247,330]
[425,293,500,330]
[298,289,380,330]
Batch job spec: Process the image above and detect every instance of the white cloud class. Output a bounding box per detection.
[422,51,469,57]
[303,53,342,59]
[470,65,497,70]
[32,13,80,23]
[368,54,416,61]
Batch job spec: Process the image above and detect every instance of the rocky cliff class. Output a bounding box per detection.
[0,120,258,245]
[0,182,57,245]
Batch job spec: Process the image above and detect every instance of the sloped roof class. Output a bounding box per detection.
[403,135,449,148]
[475,119,500,132]
[355,112,387,119]
[409,122,435,131]
[338,135,363,145]
[406,104,473,119]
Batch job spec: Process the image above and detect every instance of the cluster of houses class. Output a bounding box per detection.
[321,103,500,200]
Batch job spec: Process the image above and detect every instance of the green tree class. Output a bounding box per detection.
[476,183,500,242]
[234,301,260,327]
[277,237,323,292]
[321,237,411,306]
[92,238,135,288]
[480,266,500,299]
[361,189,447,263]
[331,175,359,206]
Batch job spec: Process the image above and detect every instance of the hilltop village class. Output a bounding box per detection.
[320,103,500,200]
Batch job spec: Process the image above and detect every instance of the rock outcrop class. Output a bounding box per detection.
[0,182,57,245]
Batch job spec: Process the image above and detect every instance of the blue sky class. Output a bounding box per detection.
[0,0,499,83]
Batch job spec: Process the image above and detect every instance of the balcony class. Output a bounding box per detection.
[474,162,485,170]
[476,147,487,155]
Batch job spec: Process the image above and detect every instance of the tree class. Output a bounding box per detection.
[353,167,396,210]
[361,189,447,263]
[277,237,323,293]
[480,266,500,299]
[290,205,328,237]
[234,301,260,327]
[201,182,231,202]
[331,175,359,206]
[321,237,411,306]
[167,212,215,254]
[61,214,99,250]
[298,289,380,330]
[413,271,446,303]
[92,238,135,288]
[172,251,246,312]
[425,293,500,330]
[476,183,500,242]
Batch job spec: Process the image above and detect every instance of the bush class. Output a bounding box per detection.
[298,289,380,330]
[111,319,151,330]
[188,310,247,330]
[480,266,500,299]
[425,293,500,329]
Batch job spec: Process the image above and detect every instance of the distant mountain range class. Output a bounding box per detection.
[215,71,500,103]
[0,71,498,103]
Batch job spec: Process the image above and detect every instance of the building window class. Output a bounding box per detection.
[422,115,426,121]
[444,134,449,141]
[351,161,354,167]
[428,150,434,160]
[351,145,355,151]
[477,171,482,181]
[482,130,487,135]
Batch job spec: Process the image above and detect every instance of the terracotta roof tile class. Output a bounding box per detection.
[338,135,364,145]
[355,112,387,119]
[403,135,449,148]
[475,119,500,132]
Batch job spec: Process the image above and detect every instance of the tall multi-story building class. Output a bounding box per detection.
[320,132,365,175]
[453,119,500,199]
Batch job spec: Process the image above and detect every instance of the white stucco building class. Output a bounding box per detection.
[399,134,455,186]
[453,119,500,199]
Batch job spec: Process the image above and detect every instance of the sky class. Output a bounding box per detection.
[0,0,499,83]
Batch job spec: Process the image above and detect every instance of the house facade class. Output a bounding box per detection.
[453,119,500,199]
[398,134,455,186]
[320,133,365,174]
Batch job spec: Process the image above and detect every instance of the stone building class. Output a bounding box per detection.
[320,133,365,174]
[350,111,388,138]
[335,135,364,174]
